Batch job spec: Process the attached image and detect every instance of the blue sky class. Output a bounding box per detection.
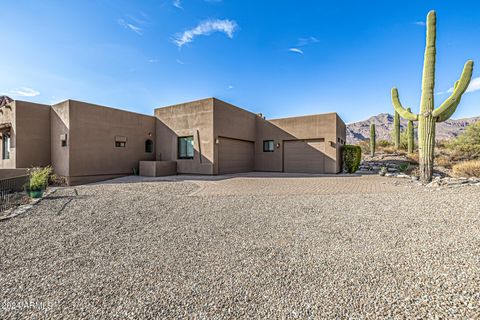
[1,0,479,123]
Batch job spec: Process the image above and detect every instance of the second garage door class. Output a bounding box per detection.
[284,139,326,173]
[218,138,254,174]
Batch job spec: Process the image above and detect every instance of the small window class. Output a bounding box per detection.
[145,139,153,153]
[263,140,274,152]
[115,136,127,148]
[60,134,67,147]
[178,136,194,159]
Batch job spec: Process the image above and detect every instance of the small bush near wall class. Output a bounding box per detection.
[343,145,362,173]
[452,160,480,178]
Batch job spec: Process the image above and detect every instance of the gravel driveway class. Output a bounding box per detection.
[1,176,479,319]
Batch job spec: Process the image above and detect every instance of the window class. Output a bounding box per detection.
[178,136,194,159]
[115,136,127,148]
[145,139,153,153]
[60,134,67,147]
[2,133,10,160]
[263,140,274,152]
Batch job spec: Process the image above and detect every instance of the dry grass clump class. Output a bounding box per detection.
[452,160,480,178]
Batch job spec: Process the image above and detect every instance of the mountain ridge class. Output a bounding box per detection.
[346,113,480,144]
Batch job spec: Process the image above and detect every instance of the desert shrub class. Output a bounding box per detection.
[377,140,391,148]
[447,121,480,159]
[343,145,362,173]
[382,146,396,154]
[407,152,419,164]
[452,160,480,178]
[357,140,370,155]
[26,166,53,191]
[435,154,453,169]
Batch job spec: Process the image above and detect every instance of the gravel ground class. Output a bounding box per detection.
[0,177,479,319]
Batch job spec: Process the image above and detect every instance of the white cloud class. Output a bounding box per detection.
[414,21,426,27]
[297,36,319,47]
[4,87,40,97]
[176,59,185,65]
[466,77,480,93]
[173,0,183,9]
[288,48,304,55]
[174,19,238,48]
[118,18,143,35]
[440,77,480,95]
[148,59,158,63]
[228,85,234,89]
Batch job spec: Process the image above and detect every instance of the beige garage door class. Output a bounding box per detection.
[218,138,254,174]
[284,140,326,173]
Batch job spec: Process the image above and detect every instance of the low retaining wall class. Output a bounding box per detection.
[139,161,177,177]
[0,168,28,180]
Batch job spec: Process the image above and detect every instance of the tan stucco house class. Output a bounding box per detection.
[0,97,346,185]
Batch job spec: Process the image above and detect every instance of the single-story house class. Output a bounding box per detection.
[0,97,346,185]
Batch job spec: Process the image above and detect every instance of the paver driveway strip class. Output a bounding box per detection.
[0,175,479,318]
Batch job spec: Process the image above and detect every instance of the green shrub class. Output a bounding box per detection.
[343,145,362,173]
[26,166,53,191]
[447,121,480,159]
[377,140,391,148]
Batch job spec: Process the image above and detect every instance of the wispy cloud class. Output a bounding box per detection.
[148,59,158,63]
[176,59,185,65]
[288,48,304,55]
[228,85,234,89]
[414,21,426,27]
[172,0,183,9]
[297,36,319,47]
[3,87,40,97]
[437,77,480,95]
[118,18,143,35]
[173,19,238,48]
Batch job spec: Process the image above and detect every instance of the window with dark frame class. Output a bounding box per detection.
[145,139,153,153]
[115,141,126,148]
[178,136,194,159]
[263,140,274,152]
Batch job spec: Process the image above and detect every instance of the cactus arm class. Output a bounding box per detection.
[433,60,474,122]
[391,88,419,121]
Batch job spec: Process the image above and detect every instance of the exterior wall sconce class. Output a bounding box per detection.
[276,142,281,148]
[329,141,336,148]
[215,138,219,144]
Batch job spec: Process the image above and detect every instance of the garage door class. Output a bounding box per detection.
[218,138,254,174]
[284,140,326,173]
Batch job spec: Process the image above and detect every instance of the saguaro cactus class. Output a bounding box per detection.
[407,108,414,154]
[370,123,376,157]
[393,111,400,149]
[391,10,473,182]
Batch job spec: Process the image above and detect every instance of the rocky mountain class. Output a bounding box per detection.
[347,113,480,144]
[0,95,12,107]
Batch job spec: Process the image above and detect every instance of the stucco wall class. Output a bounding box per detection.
[51,101,70,177]
[213,99,256,174]
[0,101,50,169]
[15,101,51,168]
[67,100,156,179]
[155,98,214,174]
